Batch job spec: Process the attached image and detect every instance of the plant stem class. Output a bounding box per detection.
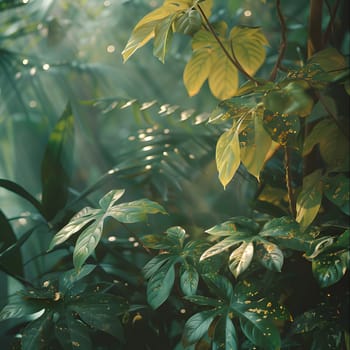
[196,3,259,84]
[270,0,287,81]
[284,146,296,218]
[323,0,341,46]
[307,0,324,58]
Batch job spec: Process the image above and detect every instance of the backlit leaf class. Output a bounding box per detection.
[230,26,268,76]
[296,169,323,230]
[229,241,254,278]
[240,111,272,180]
[153,14,175,63]
[216,127,241,189]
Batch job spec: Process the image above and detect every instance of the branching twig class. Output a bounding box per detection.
[196,3,259,84]
[284,146,296,218]
[270,0,287,81]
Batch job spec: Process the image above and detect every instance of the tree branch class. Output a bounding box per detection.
[270,0,287,81]
[196,3,260,84]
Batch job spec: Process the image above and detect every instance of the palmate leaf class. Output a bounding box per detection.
[212,314,238,350]
[22,310,53,350]
[229,241,254,278]
[55,312,92,350]
[296,169,323,230]
[49,189,166,269]
[146,257,177,309]
[182,309,219,346]
[69,293,127,340]
[180,262,199,296]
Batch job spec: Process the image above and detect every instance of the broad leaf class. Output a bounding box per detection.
[202,274,234,302]
[240,111,272,180]
[255,240,284,272]
[296,169,323,230]
[55,311,92,350]
[143,254,170,279]
[180,262,199,296]
[263,110,300,145]
[230,26,268,76]
[200,232,251,261]
[146,258,177,309]
[59,264,96,293]
[324,174,350,215]
[184,295,222,307]
[238,311,281,350]
[0,296,44,321]
[229,241,254,278]
[303,119,350,172]
[70,293,127,340]
[216,126,241,189]
[49,189,166,269]
[182,309,218,346]
[41,103,74,220]
[212,314,238,350]
[22,310,53,350]
[153,14,175,63]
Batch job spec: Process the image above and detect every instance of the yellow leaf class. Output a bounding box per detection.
[216,126,241,189]
[208,51,239,100]
[183,49,213,96]
[230,26,268,76]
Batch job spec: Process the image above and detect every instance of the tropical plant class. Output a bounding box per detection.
[0,0,349,349]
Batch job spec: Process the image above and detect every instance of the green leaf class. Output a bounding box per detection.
[59,264,96,293]
[238,311,281,350]
[180,262,199,296]
[146,258,176,309]
[216,127,241,189]
[296,169,323,230]
[230,26,268,76]
[55,312,92,350]
[109,198,167,223]
[49,189,165,269]
[0,210,23,276]
[312,250,348,288]
[263,81,314,117]
[202,274,234,301]
[41,103,74,220]
[174,8,202,35]
[255,241,284,272]
[143,254,170,279]
[240,111,272,180]
[22,311,53,350]
[0,179,44,216]
[229,241,254,278]
[165,226,187,248]
[303,119,350,172]
[324,174,350,215]
[182,309,217,346]
[184,295,222,307]
[263,110,300,145]
[70,293,127,339]
[0,297,44,321]
[153,14,175,63]
[212,314,238,350]
[200,233,250,261]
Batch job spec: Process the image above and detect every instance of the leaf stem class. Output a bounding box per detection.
[284,146,296,218]
[196,3,259,84]
[270,0,287,81]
